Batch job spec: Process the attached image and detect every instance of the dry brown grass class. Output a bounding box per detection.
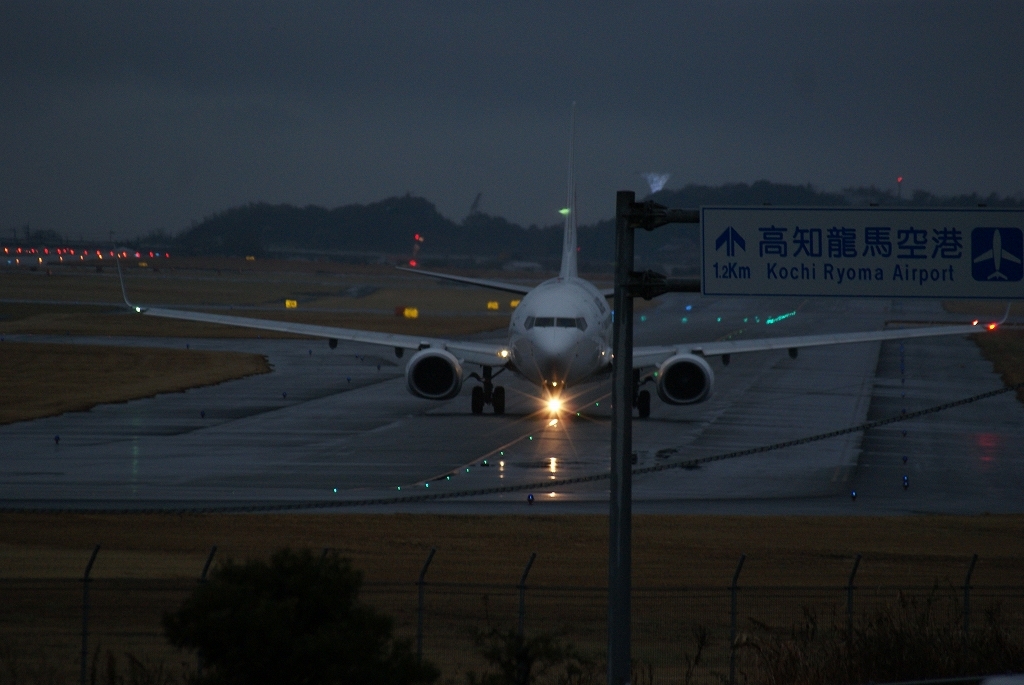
[943,300,1024,317]
[972,329,1024,403]
[0,341,270,424]
[0,513,1021,588]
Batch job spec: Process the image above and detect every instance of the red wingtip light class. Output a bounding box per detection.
[409,259,417,267]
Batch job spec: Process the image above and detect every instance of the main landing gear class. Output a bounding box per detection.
[470,366,505,415]
[632,369,652,420]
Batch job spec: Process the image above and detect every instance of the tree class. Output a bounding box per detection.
[163,548,439,685]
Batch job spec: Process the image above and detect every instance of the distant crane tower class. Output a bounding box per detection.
[469,192,483,215]
[897,176,904,203]
[409,233,424,267]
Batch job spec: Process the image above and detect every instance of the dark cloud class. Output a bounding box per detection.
[1,1,1022,238]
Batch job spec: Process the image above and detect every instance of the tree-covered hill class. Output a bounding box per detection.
[162,182,1024,266]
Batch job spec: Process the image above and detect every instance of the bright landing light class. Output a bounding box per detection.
[546,397,563,413]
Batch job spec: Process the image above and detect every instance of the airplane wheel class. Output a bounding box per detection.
[471,386,484,414]
[637,390,651,419]
[493,386,505,415]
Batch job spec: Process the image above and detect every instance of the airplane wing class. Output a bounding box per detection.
[125,306,511,367]
[115,259,511,367]
[395,266,533,295]
[633,322,986,368]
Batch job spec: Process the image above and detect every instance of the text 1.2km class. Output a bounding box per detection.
[713,262,752,279]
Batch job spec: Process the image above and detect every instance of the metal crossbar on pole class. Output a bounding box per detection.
[80,545,100,685]
[416,547,436,665]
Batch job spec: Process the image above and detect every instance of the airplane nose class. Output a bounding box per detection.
[528,330,578,381]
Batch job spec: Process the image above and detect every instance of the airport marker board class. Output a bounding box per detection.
[701,207,1024,298]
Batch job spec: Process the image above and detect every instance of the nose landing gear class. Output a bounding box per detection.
[470,366,506,415]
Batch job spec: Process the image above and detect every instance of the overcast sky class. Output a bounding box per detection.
[1,1,1022,240]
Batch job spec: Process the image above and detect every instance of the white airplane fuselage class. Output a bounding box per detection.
[507,276,612,388]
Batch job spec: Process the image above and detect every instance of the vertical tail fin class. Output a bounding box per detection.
[559,103,578,279]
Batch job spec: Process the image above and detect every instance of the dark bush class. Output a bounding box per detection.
[163,548,438,685]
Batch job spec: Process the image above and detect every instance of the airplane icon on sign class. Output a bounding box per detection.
[972,227,1023,281]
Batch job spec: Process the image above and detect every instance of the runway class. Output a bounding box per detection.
[1,294,1022,514]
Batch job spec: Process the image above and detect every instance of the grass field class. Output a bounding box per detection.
[1,514,1022,683]
[0,341,270,424]
[972,329,1024,402]
[1,513,1020,587]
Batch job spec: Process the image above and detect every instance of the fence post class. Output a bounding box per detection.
[729,554,746,685]
[517,552,537,639]
[416,547,436,665]
[80,545,100,685]
[200,545,217,581]
[196,545,217,677]
[846,554,861,652]
[964,553,978,637]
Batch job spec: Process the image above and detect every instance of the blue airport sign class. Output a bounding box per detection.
[701,207,1024,298]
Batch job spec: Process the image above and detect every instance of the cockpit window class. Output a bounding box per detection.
[526,316,586,330]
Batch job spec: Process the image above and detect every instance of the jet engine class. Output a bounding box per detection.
[405,348,463,400]
[656,354,715,405]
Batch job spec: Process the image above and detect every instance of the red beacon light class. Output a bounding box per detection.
[408,259,418,267]
[988,323,998,331]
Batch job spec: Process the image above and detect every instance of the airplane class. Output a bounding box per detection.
[116,117,995,419]
[973,228,1022,280]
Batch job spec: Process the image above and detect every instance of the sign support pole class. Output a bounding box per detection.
[608,191,636,685]
[609,193,700,685]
